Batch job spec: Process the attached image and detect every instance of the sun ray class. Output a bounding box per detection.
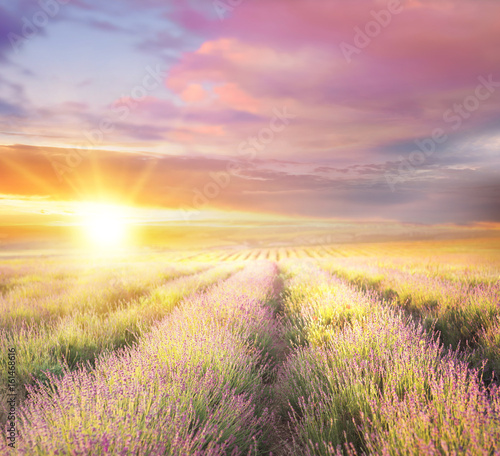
[0,152,60,196]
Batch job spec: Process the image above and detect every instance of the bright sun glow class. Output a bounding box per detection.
[79,203,128,248]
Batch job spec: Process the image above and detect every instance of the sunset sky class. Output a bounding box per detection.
[1,0,499,232]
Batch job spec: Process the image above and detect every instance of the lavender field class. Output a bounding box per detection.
[1,238,500,455]
[3,0,500,453]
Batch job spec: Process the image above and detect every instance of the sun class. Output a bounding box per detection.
[79,203,128,248]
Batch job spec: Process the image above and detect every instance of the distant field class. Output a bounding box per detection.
[1,236,500,454]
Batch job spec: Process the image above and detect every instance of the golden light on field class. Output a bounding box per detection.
[78,203,129,248]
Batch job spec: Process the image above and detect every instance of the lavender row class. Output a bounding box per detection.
[319,257,500,375]
[3,261,280,455]
[0,262,241,410]
[276,260,500,455]
[0,260,212,332]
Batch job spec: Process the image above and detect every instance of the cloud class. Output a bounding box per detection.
[0,144,498,224]
[4,0,500,165]
[1,0,499,225]
[156,0,500,162]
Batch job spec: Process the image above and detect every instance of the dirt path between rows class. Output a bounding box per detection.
[265,271,296,456]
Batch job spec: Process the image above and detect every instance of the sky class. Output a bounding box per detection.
[0,0,499,228]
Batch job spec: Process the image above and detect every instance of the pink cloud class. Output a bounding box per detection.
[152,0,500,161]
[180,84,209,103]
[165,0,500,99]
[214,83,261,113]
[18,0,495,166]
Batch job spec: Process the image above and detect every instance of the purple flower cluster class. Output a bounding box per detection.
[2,253,498,455]
[320,257,500,369]
[277,260,500,455]
[4,261,279,455]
